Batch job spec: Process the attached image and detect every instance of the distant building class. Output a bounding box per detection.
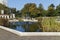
[0,0,15,19]
[0,10,15,19]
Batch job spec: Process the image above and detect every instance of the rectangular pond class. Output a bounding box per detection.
[7,22,42,32]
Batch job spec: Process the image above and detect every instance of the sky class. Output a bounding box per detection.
[8,0,60,10]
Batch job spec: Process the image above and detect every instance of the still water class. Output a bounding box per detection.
[8,22,42,32]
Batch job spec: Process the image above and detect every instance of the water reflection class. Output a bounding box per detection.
[16,26,25,32]
[9,22,41,32]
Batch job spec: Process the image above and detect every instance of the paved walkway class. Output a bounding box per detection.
[0,29,21,40]
[0,28,60,40]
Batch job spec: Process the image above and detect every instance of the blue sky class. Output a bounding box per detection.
[8,0,60,10]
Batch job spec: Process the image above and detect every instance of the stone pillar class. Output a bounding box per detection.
[5,16,6,19]
[12,14,15,19]
[0,15,2,18]
[10,15,12,19]
[0,15,1,18]
[2,16,4,18]
[1,10,4,14]
[7,15,9,19]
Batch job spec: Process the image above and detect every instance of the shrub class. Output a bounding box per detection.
[0,18,9,27]
[42,17,60,32]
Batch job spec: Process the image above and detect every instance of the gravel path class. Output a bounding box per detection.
[0,28,60,40]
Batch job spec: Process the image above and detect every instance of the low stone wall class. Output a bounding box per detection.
[0,26,60,40]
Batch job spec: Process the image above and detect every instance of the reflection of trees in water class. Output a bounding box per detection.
[8,22,43,32]
[8,22,17,29]
[22,22,42,32]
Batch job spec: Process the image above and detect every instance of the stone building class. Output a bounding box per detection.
[0,0,15,19]
[0,10,15,19]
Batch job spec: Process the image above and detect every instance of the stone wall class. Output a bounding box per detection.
[0,26,60,40]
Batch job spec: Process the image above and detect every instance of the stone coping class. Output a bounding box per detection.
[0,26,60,36]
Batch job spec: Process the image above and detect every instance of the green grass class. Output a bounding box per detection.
[41,17,60,32]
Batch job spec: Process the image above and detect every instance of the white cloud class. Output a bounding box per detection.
[0,0,3,3]
[0,0,7,6]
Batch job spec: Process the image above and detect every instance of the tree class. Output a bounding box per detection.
[56,4,60,16]
[0,3,9,14]
[16,10,22,17]
[37,3,47,16]
[10,8,16,13]
[4,6,9,14]
[0,18,9,27]
[47,4,55,16]
[38,4,44,11]
[21,3,38,18]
